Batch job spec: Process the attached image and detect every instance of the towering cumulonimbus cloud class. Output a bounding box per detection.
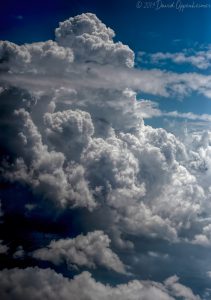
[0,12,211,299]
[0,12,211,244]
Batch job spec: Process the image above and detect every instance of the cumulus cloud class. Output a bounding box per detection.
[44,109,94,160]
[0,40,74,74]
[32,231,126,274]
[164,275,201,300]
[1,108,96,210]
[55,13,134,68]
[0,267,201,300]
[115,126,206,241]
[2,11,211,299]
[138,99,211,122]
[1,12,211,249]
[139,47,211,69]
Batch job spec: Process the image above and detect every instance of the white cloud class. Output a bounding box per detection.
[138,99,211,122]
[32,231,126,274]
[2,12,211,299]
[139,47,211,69]
[3,65,211,100]
[44,109,94,160]
[55,13,134,68]
[165,275,201,300]
[2,108,96,210]
[0,40,74,74]
[0,267,201,300]
[1,12,211,246]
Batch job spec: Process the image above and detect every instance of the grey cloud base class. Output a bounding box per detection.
[32,231,126,274]
[0,267,200,300]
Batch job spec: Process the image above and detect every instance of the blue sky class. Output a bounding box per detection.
[2,0,211,127]
[2,0,211,48]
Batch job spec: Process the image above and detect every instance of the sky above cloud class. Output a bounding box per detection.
[1,1,211,299]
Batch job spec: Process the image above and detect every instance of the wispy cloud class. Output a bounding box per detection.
[138,46,211,70]
[138,99,211,122]
[2,64,211,99]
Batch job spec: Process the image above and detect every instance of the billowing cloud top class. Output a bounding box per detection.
[55,13,134,67]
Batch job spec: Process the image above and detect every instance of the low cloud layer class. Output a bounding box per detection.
[2,63,211,99]
[0,267,201,300]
